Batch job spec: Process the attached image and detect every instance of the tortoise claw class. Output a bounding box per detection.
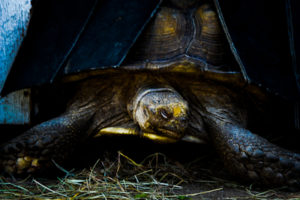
[0,139,42,175]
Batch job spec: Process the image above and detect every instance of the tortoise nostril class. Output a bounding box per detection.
[179,116,188,123]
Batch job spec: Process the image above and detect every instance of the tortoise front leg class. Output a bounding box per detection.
[204,115,300,187]
[0,110,93,175]
[192,82,300,187]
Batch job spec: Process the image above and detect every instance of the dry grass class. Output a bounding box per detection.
[0,151,299,200]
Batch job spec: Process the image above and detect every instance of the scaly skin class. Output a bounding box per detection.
[190,80,300,186]
[0,106,95,174]
[206,119,300,186]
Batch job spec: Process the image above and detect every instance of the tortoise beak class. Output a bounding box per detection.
[157,128,182,139]
[156,116,189,139]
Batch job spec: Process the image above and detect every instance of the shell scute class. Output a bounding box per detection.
[126,7,191,62]
[187,4,231,66]
[123,2,239,77]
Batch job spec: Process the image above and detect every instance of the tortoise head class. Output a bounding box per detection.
[130,87,189,140]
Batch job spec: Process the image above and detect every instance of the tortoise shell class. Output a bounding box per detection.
[122,2,239,77]
[64,1,243,87]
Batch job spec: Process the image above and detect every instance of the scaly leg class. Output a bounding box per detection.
[0,108,94,175]
[204,114,300,186]
[192,81,300,186]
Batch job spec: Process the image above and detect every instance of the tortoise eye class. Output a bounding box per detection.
[160,108,172,119]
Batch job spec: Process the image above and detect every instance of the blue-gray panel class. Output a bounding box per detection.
[0,0,31,91]
[0,89,31,124]
[0,0,31,124]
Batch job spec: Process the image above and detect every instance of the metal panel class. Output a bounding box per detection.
[0,0,31,124]
[0,89,31,124]
[0,0,31,91]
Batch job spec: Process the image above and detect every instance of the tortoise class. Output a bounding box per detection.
[1,1,300,187]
